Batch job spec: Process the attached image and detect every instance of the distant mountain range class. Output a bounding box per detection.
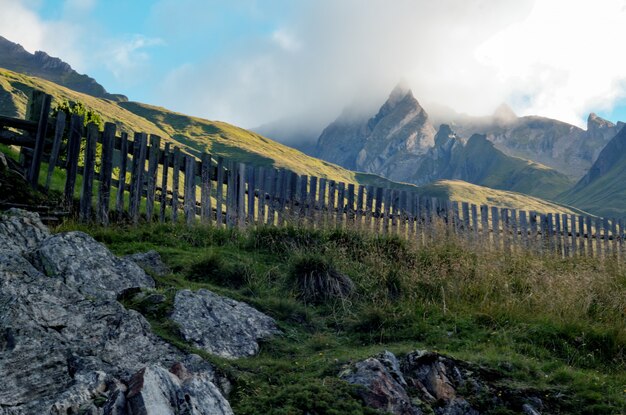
[0,36,127,103]
[315,84,575,200]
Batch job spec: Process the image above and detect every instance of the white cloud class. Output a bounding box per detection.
[476,0,626,126]
[101,35,164,83]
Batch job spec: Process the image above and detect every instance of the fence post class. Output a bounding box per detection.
[98,122,116,225]
[45,111,66,191]
[171,147,182,222]
[26,92,52,187]
[201,152,212,223]
[63,118,81,205]
[159,143,171,223]
[145,135,161,222]
[246,165,255,225]
[115,132,129,214]
[215,157,224,226]
[238,163,246,228]
[129,133,148,224]
[256,167,266,225]
[184,155,196,225]
[79,123,98,222]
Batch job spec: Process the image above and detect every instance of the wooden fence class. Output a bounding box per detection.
[2,91,625,260]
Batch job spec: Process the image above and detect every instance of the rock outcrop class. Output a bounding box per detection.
[0,35,127,102]
[0,210,232,415]
[33,231,155,300]
[172,289,281,359]
[125,250,172,277]
[341,350,545,415]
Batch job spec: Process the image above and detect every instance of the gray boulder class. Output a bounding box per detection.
[125,250,171,277]
[172,289,281,359]
[124,364,232,415]
[0,208,49,254]
[340,352,421,415]
[32,231,155,300]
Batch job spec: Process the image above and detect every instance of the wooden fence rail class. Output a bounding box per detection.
[2,91,626,260]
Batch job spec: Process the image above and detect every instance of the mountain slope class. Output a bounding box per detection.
[558,126,626,217]
[448,109,623,180]
[0,36,126,102]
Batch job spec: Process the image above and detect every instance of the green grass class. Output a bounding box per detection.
[55,220,626,414]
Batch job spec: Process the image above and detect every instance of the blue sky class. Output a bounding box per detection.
[2,0,626,135]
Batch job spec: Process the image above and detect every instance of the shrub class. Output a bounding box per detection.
[187,251,248,288]
[288,253,354,304]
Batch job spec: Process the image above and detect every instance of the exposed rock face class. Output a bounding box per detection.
[33,231,155,300]
[0,35,127,102]
[0,208,49,254]
[124,364,232,415]
[314,85,573,199]
[341,352,420,415]
[316,83,436,179]
[172,289,281,359]
[342,350,545,415]
[125,250,172,277]
[0,210,232,414]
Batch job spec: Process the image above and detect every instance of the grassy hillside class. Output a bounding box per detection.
[58,220,626,414]
[0,68,581,216]
[420,180,585,215]
[559,127,626,218]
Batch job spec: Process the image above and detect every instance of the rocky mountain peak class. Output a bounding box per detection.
[587,112,615,131]
[492,103,517,123]
[387,80,413,106]
[434,124,458,147]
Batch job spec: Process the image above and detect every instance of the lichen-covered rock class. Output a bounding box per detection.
[172,289,281,359]
[0,208,49,254]
[0,250,228,414]
[124,364,233,415]
[32,231,155,300]
[125,250,171,277]
[340,352,421,415]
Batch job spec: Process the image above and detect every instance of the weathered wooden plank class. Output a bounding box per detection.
[115,133,129,214]
[470,204,478,240]
[79,123,98,222]
[501,208,510,252]
[356,184,365,230]
[45,111,66,190]
[129,133,148,224]
[27,93,52,187]
[510,209,518,249]
[595,217,603,257]
[546,213,555,252]
[20,90,45,167]
[299,175,309,224]
[584,216,593,257]
[381,188,391,235]
[184,155,196,224]
[225,161,235,227]
[256,167,266,224]
[491,207,500,249]
[318,177,327,228]
[275,169,286,226]
[602,217,610,255]
[336,182,346,228]
[364,186,374,231]
[145,135,161,221]
[408,192,417,237]
[171,147,182,222]
[265,168,276,226]
[63,115,83,209]
[579,215,587,255]
[568,215,577,256]
[610,218,618,257]
[327,180,336,227]
[480,205,489,245]
[461,202,470,235]
[519,210,528,249]
[346,183,355,227]
[529,211,539,253]
[617,219,625,260]
[246,165,255,225]
[309,176,318,227]
[200,152,212,223]
[398,190,407,236]
[237,163,246,227]
[554,213,562,257]
[98,122,115,225]
[159,143,171,223]
[215,157,224,226]
[562,214,570,257]
[390,190,399,234]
